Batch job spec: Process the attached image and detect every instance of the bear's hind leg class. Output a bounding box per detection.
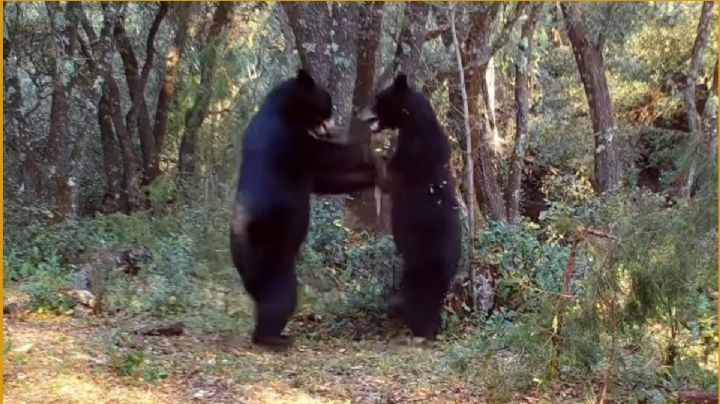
[401,260,452,339]
[251,265,298,350]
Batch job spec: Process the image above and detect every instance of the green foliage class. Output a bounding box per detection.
[104,331,168,383]
[23,263,76,314]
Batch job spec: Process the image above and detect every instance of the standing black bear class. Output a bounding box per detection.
[231,70,377,350]
[359,74,461,340]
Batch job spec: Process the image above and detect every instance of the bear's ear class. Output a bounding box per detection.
[297,69,315,88]
[393,74,409,92]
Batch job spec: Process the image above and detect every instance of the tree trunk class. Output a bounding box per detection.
[506,3,543,225]
[562,2,619,194]
[328,3,361,130]
[450,4,478,310]
[481,58,500,148]
[113,4,167,185]
[77,2,140,212]
[46,2,81,217]
[470,67,507,223]
[106,79,142,212]
[682,1,714,197]
[177,2,234,186]
[445,4,526,223]
[153,4,190,153]
[464,10,505,222]
[277,6,299,72]
[345,2,387,230]
[4,37,44,198]
[375,2,431,90]
[98,88,123,211]
[282,2,333,86]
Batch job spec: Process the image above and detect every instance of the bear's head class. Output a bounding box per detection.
[357,74,413,133]
[283,69,336,140]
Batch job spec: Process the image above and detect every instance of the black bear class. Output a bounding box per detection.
[359,74,461,340]
[230,70,377,350]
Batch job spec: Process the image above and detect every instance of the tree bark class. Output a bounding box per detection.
[345,2,387,230]
[682,1,714,197]
[277,6,299,72]
[328,3,361,130]
[153,4,190,153]
[107,79,142,212]
[562,2,619,194]
[98,86,123,211]
[177,2,234,185]
[506,3,543,225]
[46,2,81,217]
[281,2,333,86]
[113,3,167,185]
[450,4,477,310]
[375,2,431,90]
[77,2,140,212]
[444,4,527,223]
[4,30,44,197]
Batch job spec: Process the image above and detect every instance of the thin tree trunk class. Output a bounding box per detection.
[450,4,477,311]
[98,88,123,211]
[682,1,714,197]
[562,2,619,194]
[106,79,142,212]
[506,3,543,225]
[177,2,234,186]
[375,2,431,90]
[153,4,190,153]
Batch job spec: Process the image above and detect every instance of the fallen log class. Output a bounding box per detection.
[132,322,186,336]
[677,390,718,404]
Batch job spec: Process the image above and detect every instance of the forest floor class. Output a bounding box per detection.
[2,287,602,404]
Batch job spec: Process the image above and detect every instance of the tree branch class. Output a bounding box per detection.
[490,2,528,56]
[140,2,169,89]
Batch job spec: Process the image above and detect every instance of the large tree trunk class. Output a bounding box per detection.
[328,3,361,130]
[177,2,234,186]
[562,3,619,194]
[283,3,389,231]
[46,2,81,217]
[682,1,714,197]
[506,3,543,225]
[4,34,44,198]
[281,2,333,86]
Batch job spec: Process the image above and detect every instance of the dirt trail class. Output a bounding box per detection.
[4,313,490,404]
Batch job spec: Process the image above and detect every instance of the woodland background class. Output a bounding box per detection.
[3,2,718,403]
